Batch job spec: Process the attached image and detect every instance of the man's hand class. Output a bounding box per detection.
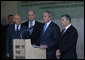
[56,50,61,59]
[6,53,10,57]
[40,45,47,49]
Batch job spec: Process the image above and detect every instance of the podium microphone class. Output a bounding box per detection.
[20,29,29,39]
[20,26,34,39]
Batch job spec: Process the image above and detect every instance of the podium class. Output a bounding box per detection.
[13,39,46,59]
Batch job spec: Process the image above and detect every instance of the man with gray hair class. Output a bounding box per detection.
[40,10,61,59]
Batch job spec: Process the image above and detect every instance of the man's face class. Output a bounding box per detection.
[8,17,13,24]
[28,11,35,22]
[61,16,69,27]
[14,15,21,25]
[43,12,51,23]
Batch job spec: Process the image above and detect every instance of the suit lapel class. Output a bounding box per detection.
[27,21,29,28]
[20,25,23,32]
[13,24,16,32]
[61,25,72,37]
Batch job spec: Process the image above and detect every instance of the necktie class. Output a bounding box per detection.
[17,26,19,31]
[42,24,47,36]
[30,22,33,28]
[61,29,66,35]
[29,22,33,35]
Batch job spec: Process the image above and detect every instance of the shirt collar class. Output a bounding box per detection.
[15,24,21,31]
[44,20,52,30]
[29,20,35,24]
[45,20,52,27]
[29,20,35,28]
[65,24,71,30]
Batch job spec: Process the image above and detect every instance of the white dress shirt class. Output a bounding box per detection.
[45,20,52,31]
[64,24,71,32]
[29,20,35,28]
[15,24,21,31]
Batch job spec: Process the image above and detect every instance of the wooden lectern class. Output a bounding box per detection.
[13,39,46,59]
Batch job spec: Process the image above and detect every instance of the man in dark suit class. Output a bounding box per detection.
[6,14,30,59]
[40,11,61,59]
[22,10,42,46]
[5,15,14,33]
[56,14,78,59]
[1,15,14,59]
[1,24,5,58]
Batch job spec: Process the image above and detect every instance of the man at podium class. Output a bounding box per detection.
[6,14,30,59]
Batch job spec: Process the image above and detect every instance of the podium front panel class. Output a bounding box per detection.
[13,39,46,59]
[13,39,25,59]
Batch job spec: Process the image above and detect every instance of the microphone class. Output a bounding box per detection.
[20,26,34,39]
[29,26,34,35]
[20,29,29,39]
[29,26,34,30]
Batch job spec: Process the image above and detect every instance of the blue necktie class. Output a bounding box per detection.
[30,22,33,28]
[29,22,33,35]
[42,24,47,36]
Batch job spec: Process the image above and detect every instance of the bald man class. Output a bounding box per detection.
[6,14,30,59]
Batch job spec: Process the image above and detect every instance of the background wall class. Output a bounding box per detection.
[1,1,84,59]
[1,1,17,25]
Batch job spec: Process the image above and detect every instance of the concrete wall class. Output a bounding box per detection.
[1,1,17,25]
[1,1,84,59]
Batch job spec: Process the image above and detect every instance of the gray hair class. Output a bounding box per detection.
[44,10,52,18]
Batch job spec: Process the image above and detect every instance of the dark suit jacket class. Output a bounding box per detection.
[59,25,78,59]
[22,20,42,46]
[40,21,61,59]
[1,24,12,59]
[1,24,5,58]
[6,24,29,58]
